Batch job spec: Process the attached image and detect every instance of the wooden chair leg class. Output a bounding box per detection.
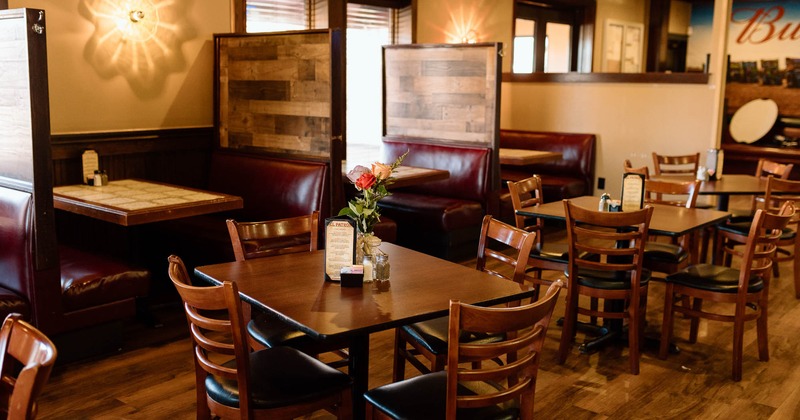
[794,238,800,298]
[689,298,702,343]
[659,284,675,360]
[757,296,769,362]
[732,316,745,382]
[628,301,641,375]
[558,288,579,364]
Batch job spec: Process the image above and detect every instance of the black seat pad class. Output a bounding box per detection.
[248,312,349,355]
[532,243,569,261]
[575,267,651,290]
[205,346,351,409]
[364,370,518,420]
[401,316,503,355]
[643,242,688,264]
[665,263,763,293]
[718,222,796,240]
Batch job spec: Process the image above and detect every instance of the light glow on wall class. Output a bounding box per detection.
[79,0,195,98]
[441,1,488,44]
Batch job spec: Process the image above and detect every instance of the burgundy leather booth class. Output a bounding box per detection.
[500,130,596,200]
[0,186,149,335]
[166,150,332,267]
[378,138,493,261]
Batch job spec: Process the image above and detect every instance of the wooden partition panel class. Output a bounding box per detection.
[383,43,501,147]
[382,42,502,191]
[214,29,344,214]
[215,30,339,157]
[0,8,57,272]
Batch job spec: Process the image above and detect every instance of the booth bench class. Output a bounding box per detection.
[377,138,494,261]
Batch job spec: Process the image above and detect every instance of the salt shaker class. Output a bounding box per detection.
[598,193,611,211]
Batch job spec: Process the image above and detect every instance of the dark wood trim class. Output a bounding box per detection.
[646,0,671,72]
[232,0,245,33]
[502,72,710,84]
[51,127,214,159]
[350,0,411,7]
[0,0,8,10]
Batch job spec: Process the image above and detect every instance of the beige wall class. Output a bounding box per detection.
[9,0,231,133]
[417,0,720,196]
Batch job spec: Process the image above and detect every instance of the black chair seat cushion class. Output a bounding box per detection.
[401,316,503,356]
[643,242,689,264]
[575,267,651,290]
[364,370,518,420]
[205,346,351,409]
[248,313,350,355]
[718,222,796,240]
[59,246,150,312]
[247,313,307,348]
[665,264,763,293]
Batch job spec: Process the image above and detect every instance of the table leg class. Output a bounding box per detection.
[716,195,729,211]
[349,334,370,420]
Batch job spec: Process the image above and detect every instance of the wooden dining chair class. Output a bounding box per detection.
[623,159,650,178]
[0,313,57,420]
[507,176,569,295]
[366,281,563,419]
[652,152,700,176]
[732,158,794,219]
[226,211,350,368]
[558,200,653,375]
[659,202,795,381]
[715,177,800,293]
[167,255,353,419]
[641,179,700,273]
[392,215,537,382]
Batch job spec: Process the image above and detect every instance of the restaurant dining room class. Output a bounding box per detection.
[3,0,800,418]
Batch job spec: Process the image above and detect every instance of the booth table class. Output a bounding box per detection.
[194,243,535,419]
[53,179,243,226]
[499,148,562,166]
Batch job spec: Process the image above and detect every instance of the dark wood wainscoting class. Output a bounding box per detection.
[51,127,214,188]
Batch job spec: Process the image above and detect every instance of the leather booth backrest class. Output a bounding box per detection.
[208,150,330,221]
[382,138,493,205]
[499,130,596,184]
[0,186,33,298]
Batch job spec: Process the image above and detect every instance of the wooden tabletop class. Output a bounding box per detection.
[499,148,562,166]
[651,174,766,196]
[53,179,243,226]
[650,174,765,210]
[194,243,534,339]
[517,195,731,237]
[343,164,449,189]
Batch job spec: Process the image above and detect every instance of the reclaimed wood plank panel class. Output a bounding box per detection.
[383,43,500,147]
[215,31,333,157]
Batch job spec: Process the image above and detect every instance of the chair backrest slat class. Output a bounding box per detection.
[475,215,536,286]
[652,152,700,176]
[227,211,320,261]
[445,281,563,419]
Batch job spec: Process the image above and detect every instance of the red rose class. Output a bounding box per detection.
[355,172,376,190]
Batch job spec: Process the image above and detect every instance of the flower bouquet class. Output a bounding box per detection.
[339,151,408,236]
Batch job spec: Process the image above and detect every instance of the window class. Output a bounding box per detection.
[241,0,411,152]
[512,0,590,73]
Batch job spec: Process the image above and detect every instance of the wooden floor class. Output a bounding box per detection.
[36,200,800,419]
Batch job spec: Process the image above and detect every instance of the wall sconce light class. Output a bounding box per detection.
[443,2,486,44]
[129,10,145,23]
[79,0,195,97]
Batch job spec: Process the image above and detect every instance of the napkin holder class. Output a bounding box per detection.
[340,265,364,287]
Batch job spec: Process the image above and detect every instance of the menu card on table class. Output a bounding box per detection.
[621,173,645,212]
[324,217,357,282]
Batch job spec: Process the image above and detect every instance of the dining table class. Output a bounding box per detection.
[651,174,766,211]
[499,148,562,166]
[518,195,732,239]
[53,179,243,226]
[342,163,450,189]
[517,195,731,353]
[194,242,536,419]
